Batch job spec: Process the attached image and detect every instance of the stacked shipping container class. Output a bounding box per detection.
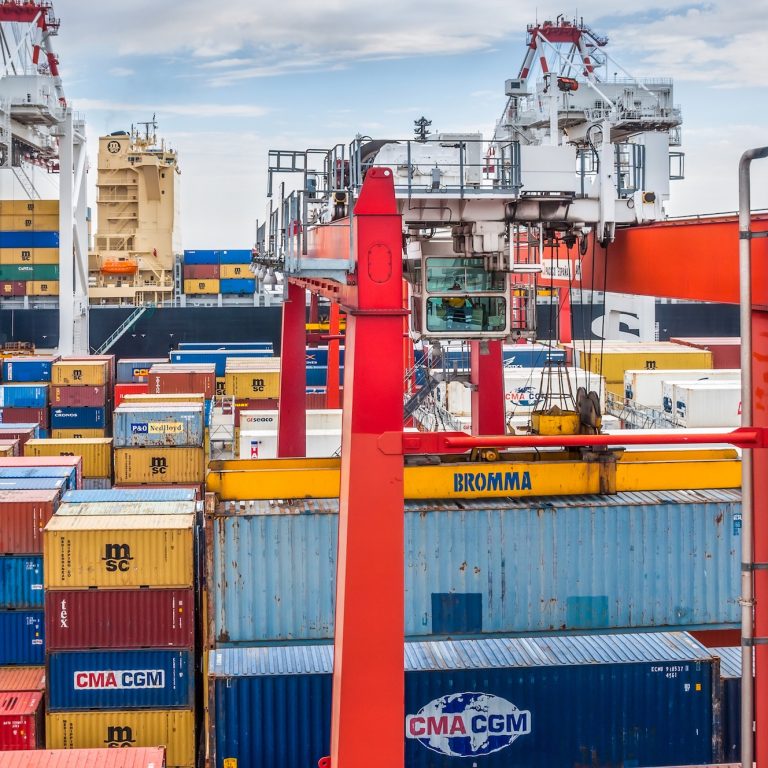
[50,360,110,445]
[182,249,255,295]
[24,439,113,491]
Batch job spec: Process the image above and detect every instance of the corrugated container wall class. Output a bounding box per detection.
[116,358,168,384]
[24,438,112,479]
[0,666,45,691]
[210,490,741,644]
[52,361,109,387]
[0,490,58,553]
[63,488,197,503]
[2,356,58,382]
[50,386,107,407]
[0,385,47,408]
[113,406,204,448]
[0,555,43,607]
[147,364,216,399]
[0,609,44,664]
[0,689,43,749]
[113,447,205,485]
[0,747,167,768]
[50,407,105,430]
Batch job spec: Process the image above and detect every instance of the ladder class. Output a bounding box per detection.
[13,164,39,200]
[93,304,155,354]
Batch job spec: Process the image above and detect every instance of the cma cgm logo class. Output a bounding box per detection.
[454,470,532,493]
[406,692,531,757]
[74,669,165,689]
[101,543,133,572]
[104,725,136,747]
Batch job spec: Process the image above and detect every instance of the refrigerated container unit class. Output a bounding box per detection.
[624,368,740,407]
[673,382,743,428]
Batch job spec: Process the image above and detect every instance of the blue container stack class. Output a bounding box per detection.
[1,356,58,439]
[182,249,256,294]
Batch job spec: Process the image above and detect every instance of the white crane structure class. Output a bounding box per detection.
[0,0,88,354]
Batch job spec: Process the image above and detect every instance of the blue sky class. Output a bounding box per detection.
[53,0,768,249]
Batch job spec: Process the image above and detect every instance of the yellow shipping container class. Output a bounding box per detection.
[1,214,59,230]
[24,438,113,478]
[33,249,59,264]
[0,248,60,265]
[1,199,59,215]
[581,347,713,383]
[43,513,194,589]
[52,428,106,439]
[46,709,195,767]
[225,370,280,398]
[114,447,206,485]
[0,441,16,456]
[216,377,226,396]
[26,280,59,296]
[183,278,219,294]
[52,360,109,386]
[123,393,205,405]
[219,264,249,279]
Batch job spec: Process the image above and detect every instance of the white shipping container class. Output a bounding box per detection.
[239,428,342,459]
[625,369,740,407]
[235,409,342,432]
[673,382,742,428]
[661,378,740,417]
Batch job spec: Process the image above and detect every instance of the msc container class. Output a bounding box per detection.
[46,709,195,766]
[50,408,105,430]
[50,386,107,407]
[0,231,59,248]
[47,649,193,710]
[224,359,280,399]
[62,488,197,503]
[183,263,219,280]
[114,383,149,407]
[113,405,204,448]
[0,214,59,231]
[0,490,58,553]
[0,407,48,427]
[0,385,48,408]
[45,588,195,650]
[0,555,43,608]
[43,513,195,590]
[66,355,115,388]
[0,281,24,296]
[26,280,58,296]
[183,278,219,294]
[218,265,248,279]
[0,199,58,215]
[0,466,76,491]
[0,689,43,749]
[217,249,253,264]
[220,278,255,294]
[0,247,58,264]
[0,610,44,664]
[0,747,168,768]
[624,368,740,407]
[24,439,112,479]
[116,358,167,384]
[209,632,719,768]
[147,364,216,399]
[674,382,742,428]
[52,429,106,440]
[210,489,741,644]
[114,447,205,485]
[671,337,742,369]
[169,349,271,377]
[2,356,58,382]
[0,666,45,692]
[182,249,218,265]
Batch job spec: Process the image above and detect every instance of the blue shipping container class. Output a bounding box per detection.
[2,357,58,382]
[220,279,256,294]
[0,555,43,608]
[305,348,345,368]
[0,609,44,664]
[715,646,744,763]
[113,406,204,448]
[50,407,105,429]
[183,249,219,265]
[0,231,59,248]
[47,649,193,710]
[0,477,65,492]
[210,632,718,768]
[179,343,273,351]
[0,384,48,408]
[170,350,272,377]
[63,488,197,503]
[305,366,345,387]
[116,358,168,384]
[217,250,253,264]
[0,466,76,491]
[211,489,741,644]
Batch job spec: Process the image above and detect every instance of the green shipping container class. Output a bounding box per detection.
[0,264,59,281]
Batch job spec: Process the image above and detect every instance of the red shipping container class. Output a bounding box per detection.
[0,667,45,692]
[0,747,167,768]
[0,489,58,553]
[0,440,20,456]
[0,408,49,429]
[50,385,107,407]
[148,365,216,399]
[0,690,43,750]
[114,382,149,408]
[0,282,25,297]
[45,588,195,650]
[183,263,219,280]
[0,456,83,487]
[669,336,741,369]
[0,426,36,447]
[115,483,204,501]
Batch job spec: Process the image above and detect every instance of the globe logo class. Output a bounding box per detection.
[405,692,531,757]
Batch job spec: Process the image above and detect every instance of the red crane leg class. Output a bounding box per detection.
[470,340,506,434]
[277,281,307,457]
[559,284,573,344]
[309,291,320,324]
[326,302,341,409]
[754,307,768,767]
[331,169,405,768]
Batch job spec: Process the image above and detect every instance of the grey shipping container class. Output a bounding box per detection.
[713,646,751,763]
[208,631,721,768]
[209,489,741,644]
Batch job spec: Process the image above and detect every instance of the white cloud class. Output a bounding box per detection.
[75,98,270,119]
[108,67,134,77]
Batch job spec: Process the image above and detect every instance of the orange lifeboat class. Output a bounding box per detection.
[101,260,138,275]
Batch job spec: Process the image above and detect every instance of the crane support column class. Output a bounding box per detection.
[277,281,307,456]
[559,284,573,344]
[470,340,506,434]
[331,168,405,768]
[326,301,342,409]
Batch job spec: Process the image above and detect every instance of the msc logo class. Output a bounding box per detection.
[250,377,265,393]
[21,250,31,261]
[104,725,136,747]
[101,543,133,572]
[73,369,83,380]
[151,456,168,475]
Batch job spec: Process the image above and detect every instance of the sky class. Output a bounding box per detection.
[51,0,768,249]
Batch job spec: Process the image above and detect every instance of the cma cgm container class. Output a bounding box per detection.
[210,489,741,644]
[116,358,168,384]
[0,689,43,749]
[113,447,205,485]
[50,407,106,430]
[209,632,720,768]
[0,609,44,664]
[0,666,45,692]
[2,356,58,382]
[47,648,193,710]
[0,748,168,767]
[46,709,195,766]
[62,488,197,503]
[43,514,195,589]
[45,588,195,650]
[0,555,43,607]
[0,490,58,553]
[0,385,47,408]
[113,405,204,448]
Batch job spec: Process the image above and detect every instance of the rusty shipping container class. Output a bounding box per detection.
[45,588,195,650]
[0,747,167,767]
[147,364,216,399]
[0,666,45,692]
[43,513,195,589]
[0,490,58,553]
[50,386,107,408]
[0,408,48,428]
[0,689,44,749]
